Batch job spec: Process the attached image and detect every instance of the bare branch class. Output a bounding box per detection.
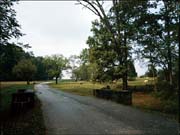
[83,0,104,20]
[77,0,118,48]
[76,0,99,16]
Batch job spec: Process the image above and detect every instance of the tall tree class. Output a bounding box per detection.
[135,0,178,85]
[44,54,68,84]
[159,0,178,85]
[79,48,89,65]
[13,59,37,85]
[0,0,22,46]
[69,50,92,81]
[78,0,147,89]
[68,55,80,80]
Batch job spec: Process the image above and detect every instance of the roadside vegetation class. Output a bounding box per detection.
[0,82,46,135]
[50,78,177,119]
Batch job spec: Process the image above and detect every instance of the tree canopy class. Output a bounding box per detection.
[13,59,37,84]
[0,0,22,46]
[43,54,69,84]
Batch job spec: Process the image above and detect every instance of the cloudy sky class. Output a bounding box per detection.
[14,1,147,77]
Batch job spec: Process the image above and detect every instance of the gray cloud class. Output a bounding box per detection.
[14,1,146,76]
[14,1,97,57]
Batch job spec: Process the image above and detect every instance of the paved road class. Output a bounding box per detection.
[35,83,178,135]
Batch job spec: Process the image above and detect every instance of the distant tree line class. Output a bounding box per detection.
[0,44,49,82]
[0,43,70,84]
[69,49,137,82]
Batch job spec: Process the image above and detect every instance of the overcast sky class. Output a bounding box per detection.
[14,1,147,77]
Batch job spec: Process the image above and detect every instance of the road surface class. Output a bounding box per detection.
[35,83,178,135]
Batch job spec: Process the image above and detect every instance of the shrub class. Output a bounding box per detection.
[161,98,178,113]
[155,80,178,114]
[156,81,176,99]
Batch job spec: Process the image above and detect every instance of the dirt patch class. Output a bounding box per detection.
[132,92,162,110]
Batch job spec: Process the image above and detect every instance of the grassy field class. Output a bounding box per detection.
[0,81,46,88]
[128,77,155,86]
[50,81,106,96]
[50,77,155,95]
[0,82,46,135]
[50,78,164,114]
[1,81,28,89]
[51,78,157,97]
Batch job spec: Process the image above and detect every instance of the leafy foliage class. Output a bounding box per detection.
[32,56,49,80]
[12,59,37,84]
[0,44,31,81]
[135,0,178,85]
[43,54,69,84]
[0,0,22,45]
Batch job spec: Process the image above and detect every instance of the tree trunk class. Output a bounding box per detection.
[168,61,173,85]
[167,20,173,85]
[152,66,157,92]
[164,1,173,85]
[55,77,58,84]
[123,35,128,90]
[164,69,169,82]
[27,80,30,85]
[150,53,157,92]
[122,74,128,90]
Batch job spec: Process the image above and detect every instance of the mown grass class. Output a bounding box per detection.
[0,82,46,135]
[50,81,106,96]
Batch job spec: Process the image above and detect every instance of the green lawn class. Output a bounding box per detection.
[50,81,106,96]
[128,77,156,86]
[0,82,46,135]
[50,77,155,96]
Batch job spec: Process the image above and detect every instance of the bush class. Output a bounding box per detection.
[156,81,176,99]
[161,98,178,113]
[155,80,178,114]
[128,85,153,92]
